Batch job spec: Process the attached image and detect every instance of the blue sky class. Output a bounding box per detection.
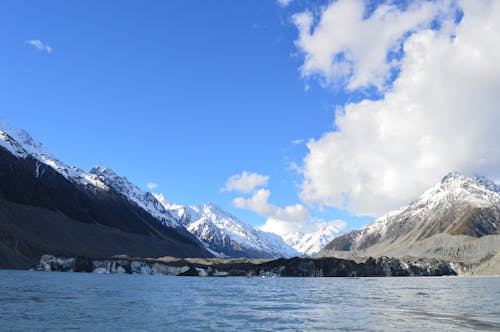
[0,0,369,229]
[1,0,498,233]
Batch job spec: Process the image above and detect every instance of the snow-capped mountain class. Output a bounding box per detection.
[90,167,180,228]
[0,119,108,190]
[0,118,339,260]
[280,224,343,256]
[0,120,182,229]
[0,119,212,268]
[319,172,500,260]
[153,196,299,258]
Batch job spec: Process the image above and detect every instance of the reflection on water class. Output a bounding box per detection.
[0,270,498,331]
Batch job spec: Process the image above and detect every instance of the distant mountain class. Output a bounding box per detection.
[157,191,343,257]
[280,224,343,256]
[0,120,212,269]
[257,222,342,256]
[318,172,500,263]
[154,195,299,258]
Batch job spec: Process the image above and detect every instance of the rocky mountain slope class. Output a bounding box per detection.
[0,121,212,269]
[318,172,500,269]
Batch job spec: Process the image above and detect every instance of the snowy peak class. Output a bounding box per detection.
[0,119,182,230]
[0,130,28,158]
[152,193,191,226]
[277,223,343,256]
[370,172,500,238]
[440,171,499,193]
[0,119,107,190]
[321,172,500,257]
[415,172,500,211]
[0,120,65,162]
[187,203,297,257]
[155,198,299,258]
[90,166,179,228]
[189,203,239,226]
[0,119,47,158]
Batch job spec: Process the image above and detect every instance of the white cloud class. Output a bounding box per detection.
[293,0,452,91]
[229,175,346,246]
[233,188,310,223]
[277,0,293,8]
[223,171,269,194]
[26,39,52,54]
[147,182,159,190]
[299,1,500,216]
[259,217,346,237]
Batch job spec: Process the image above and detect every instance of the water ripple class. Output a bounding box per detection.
[0,271,498,331]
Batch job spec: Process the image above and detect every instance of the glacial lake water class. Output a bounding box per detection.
[0,270,499,331]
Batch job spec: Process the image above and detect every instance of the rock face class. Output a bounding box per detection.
[37,254,457,277]
[0,121,212,269]
[318,172,500,274]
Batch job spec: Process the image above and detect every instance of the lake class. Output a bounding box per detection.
[0,270,499,331]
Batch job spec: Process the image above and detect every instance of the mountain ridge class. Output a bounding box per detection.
[0,121,213,268]
[153,197,301,258]
[318,172,500,265]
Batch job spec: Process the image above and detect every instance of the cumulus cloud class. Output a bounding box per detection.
[26,39,52,54]
[233,189,310,223]
[299,1,500,216]
[223,171,269,193]
[229,174,347,240]
[293,0,451,91]
[147,182,159,190]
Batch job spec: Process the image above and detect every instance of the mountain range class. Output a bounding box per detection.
[1,118,499,273]
[87,166,328,258]
[0,119,338,268]
[154,198,300,258]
